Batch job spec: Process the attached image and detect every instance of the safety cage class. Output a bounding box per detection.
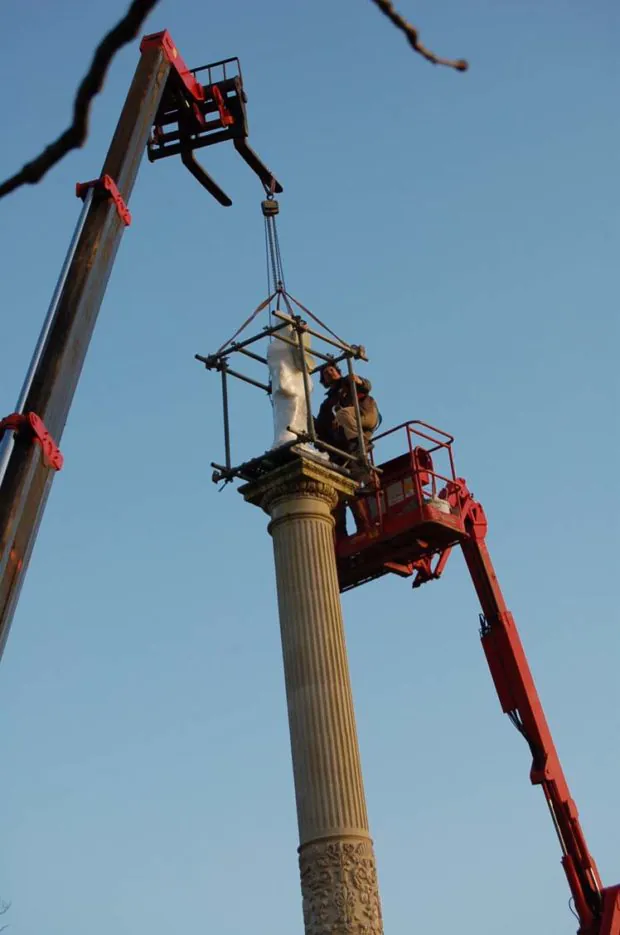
[336,421,468,591]
[196,289,375,487]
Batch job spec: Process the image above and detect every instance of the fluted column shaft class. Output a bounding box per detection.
[242,457,383,935]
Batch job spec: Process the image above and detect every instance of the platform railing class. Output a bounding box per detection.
[367,420,458,528]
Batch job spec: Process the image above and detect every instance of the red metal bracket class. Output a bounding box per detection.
[383,561,414,578]
[440,478,488,540]
[76,175,131,226]
[411,548,453,588]
[599,885,620,935]
[140,30,205,104]
[0,413,64,471]
[211,84,234,127]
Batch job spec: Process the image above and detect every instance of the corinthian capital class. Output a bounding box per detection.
[240,455,357,516]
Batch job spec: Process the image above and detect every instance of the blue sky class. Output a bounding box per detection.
[0,1,617,933]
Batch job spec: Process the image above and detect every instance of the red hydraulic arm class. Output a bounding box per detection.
[441,479,620,935]
[336,421,618,932]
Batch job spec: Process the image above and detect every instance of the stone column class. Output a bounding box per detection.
[241,456,383,935]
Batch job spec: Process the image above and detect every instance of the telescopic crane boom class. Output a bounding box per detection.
[0,30,281,660]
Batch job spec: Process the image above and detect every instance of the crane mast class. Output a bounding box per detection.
[0,29,281,659]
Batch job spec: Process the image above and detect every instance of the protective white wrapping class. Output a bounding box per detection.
[267,324,314,449]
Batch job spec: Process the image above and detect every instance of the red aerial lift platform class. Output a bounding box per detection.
[335,419,620,935]
[337,422,465,591]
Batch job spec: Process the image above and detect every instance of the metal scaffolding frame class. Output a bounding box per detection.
[195,289,374,485]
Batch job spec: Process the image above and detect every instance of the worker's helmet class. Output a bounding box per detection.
[319,362,342,386]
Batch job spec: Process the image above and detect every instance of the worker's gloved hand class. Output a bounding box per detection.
[331,405,340,432]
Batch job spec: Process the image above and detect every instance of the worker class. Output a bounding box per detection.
[314,363,379,455]
[314,362,379,535]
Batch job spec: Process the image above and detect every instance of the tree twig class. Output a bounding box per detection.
[0,0,161,201]
[0,0,466,203]
[369,0,468,71]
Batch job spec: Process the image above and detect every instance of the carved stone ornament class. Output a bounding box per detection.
[261,477,339,514]
[299,839,383,935]
[240,456,357,516]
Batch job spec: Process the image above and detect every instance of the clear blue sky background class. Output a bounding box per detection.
[0,1,617,933]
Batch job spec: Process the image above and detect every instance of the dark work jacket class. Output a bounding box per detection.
[315,376,374,443]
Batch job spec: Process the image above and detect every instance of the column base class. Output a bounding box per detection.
[299,836,383,935]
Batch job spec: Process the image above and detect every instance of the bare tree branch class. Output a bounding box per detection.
[369,0,468,71]
[0,0,465,203]
[0,0,161,201]
[0,898,10,931]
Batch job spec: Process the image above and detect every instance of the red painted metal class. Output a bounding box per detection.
[410,546,452,588]
[211,84,235,126]
[140,30,205,104]
[336,420,619,934]
[336,421,464,590]
[599,887,620,935]
[0,413,63,471]
[461,509,605,931]
[76,175,132,226]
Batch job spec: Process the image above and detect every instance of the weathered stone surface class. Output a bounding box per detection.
[241,456,384,934]
[300,838,383,935]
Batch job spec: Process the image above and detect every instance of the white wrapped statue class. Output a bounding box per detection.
[267,324,314,449]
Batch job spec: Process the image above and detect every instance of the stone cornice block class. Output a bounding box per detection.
[240,455,357,515]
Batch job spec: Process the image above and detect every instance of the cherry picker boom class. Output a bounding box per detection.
[337,421,620,935]
[0,30,282,659]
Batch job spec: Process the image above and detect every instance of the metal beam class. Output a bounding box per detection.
[0,42,172,659]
